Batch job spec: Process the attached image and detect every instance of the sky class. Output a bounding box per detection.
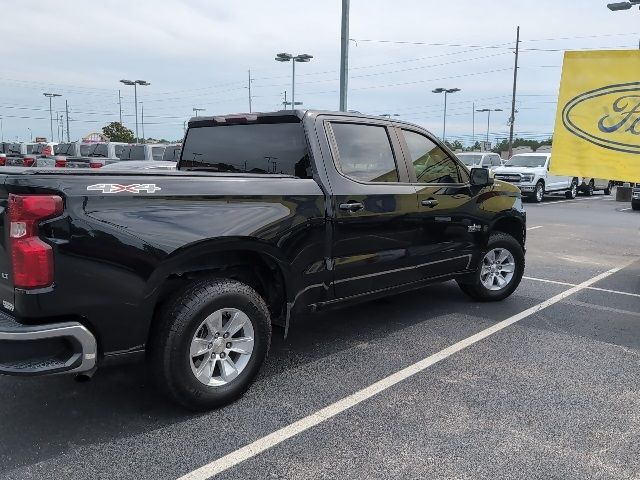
[1,0,640,146]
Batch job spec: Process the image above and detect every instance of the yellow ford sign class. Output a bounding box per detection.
[552,50,640,182]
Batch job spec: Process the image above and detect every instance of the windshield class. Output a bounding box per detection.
[181,120,311,177]
[506,155,548,168]
[457,154,483,166]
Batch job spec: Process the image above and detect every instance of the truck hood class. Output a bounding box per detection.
[493,165,545,175]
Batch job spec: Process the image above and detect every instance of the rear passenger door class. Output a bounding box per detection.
[323,119,422,298]
[397,128,478,279]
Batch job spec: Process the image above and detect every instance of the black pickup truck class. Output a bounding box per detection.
[0,110,526,410]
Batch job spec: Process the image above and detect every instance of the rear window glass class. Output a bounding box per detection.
[163,146,181,161]
[180,121,311,178]
[27,145,36,154]
[7,143,22,154]
[152,146,165,160]
[86,143,109,157]
[55,143,75,155]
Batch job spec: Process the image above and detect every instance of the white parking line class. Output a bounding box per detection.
[531,196,606,207]
[524,276,640,298]
[178,261,634,480]
[527,226,543,231]
[619,208,632,212]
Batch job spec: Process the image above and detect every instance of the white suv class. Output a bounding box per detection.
[494,153,580,203]
[457,152,504,172]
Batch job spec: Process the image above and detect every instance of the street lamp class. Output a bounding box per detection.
[120,79,150,142]
[607,1,640,10]
[43,93,61,142]
[476,108,503,146]
[193,107,205,117]
[275,53,313,110]
[432,88,460,141]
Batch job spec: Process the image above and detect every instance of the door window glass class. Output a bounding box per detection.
[331,123,399,183]
[402,130,461,184]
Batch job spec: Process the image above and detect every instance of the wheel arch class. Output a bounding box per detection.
[144,238,292,340]
[491,214,525,248]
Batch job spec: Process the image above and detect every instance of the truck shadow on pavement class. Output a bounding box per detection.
[0,280,546,473]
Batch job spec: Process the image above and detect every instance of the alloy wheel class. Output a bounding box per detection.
[189,308,255,386]
[480,248,516,291]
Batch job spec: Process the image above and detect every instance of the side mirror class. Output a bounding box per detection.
[470,167,494,187]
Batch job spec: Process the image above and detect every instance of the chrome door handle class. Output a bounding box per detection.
[421,199,439,208]
[339,202,364,212]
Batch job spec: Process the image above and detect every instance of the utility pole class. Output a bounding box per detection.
[472,102,475,147]
[65,100,70,142]
[508,26,520,158]
[339,0,350,111]
[118,90,123,124]
[248,69,253,113]
[282,91,287,110]
[141,102,145,143]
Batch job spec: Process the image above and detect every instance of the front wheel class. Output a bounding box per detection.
[604,182,613,196]
[584,180,594,197]
[565,179,578,199]
[632,201,640,211]
[532,181,545,203]
[149,278,271,411]
[457,232,525,302]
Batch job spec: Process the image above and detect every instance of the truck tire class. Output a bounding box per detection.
[565,179,578,199]
[532,181,544,203]
[632,201,640,211]
[457,232,524,302]
[604,182,613,196]
[149,278,271,411]
[584,179,594,197]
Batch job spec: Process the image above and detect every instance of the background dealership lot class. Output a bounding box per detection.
[0,192,637,479]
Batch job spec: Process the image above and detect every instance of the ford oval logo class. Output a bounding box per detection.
[562,82,640,154]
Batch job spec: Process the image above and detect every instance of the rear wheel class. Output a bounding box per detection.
[149,278,271,411]
[457,232,525,302]
[632,201,640,211]
[584,180,594,197]
[565,179,578,199]
[604,181,613,196]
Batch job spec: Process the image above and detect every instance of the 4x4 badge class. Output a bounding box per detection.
[87,184,162,194]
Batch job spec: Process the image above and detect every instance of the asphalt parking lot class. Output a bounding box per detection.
[0,192,638,480]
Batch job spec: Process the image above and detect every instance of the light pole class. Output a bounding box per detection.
[275,53,313,110]
[28,128,32,142]
[432,88,460,142]
[193,107,205,117]
[476,108,503,146]
[120,79,150,142]
[43,93,61,142]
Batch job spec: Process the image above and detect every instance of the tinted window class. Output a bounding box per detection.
[7,143,22,154]
[55,143,75,155]
[181,122,311,178]
[152,146,165,160]
[457,154,483,166]
[80,144,91,156]
[403,130,461,184]
[26,145,35,154]
[87,143,109,157]
[163,146,181,161]
[331,123,398,183]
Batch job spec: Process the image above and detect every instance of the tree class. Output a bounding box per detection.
[102,122,134,143]
[444,140,463,151]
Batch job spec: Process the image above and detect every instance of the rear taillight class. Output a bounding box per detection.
[89,161,103,168]
[0,155,6,166]
[8,194,64,289]
[23,155,36,167]
[54,156,67,168]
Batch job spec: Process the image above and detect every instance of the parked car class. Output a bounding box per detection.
[5,142,50,167]
[494,153,580,202]
[0,110,526,410]
[162,144,182,162]
[62,142,128,168]
[86,143,167,168]
[632,183,639,210]
[457,152,504,172]
[578,178,613,196]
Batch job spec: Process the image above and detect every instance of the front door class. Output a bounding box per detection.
[323,120,422,299]
[397,128,478,279]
